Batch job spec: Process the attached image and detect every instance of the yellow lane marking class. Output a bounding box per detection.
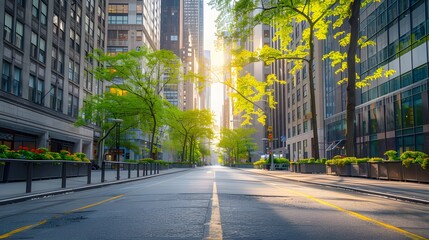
[0,194,124,239]
[207,181,222,240]
[0,220,47,239]
[206,170,222,240]
[274,184,427,240]
[66,194,124,213]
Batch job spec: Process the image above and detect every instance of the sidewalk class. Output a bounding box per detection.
[240,169,429,204]
[0,168,189,205]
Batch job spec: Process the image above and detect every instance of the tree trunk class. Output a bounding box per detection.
[181,133,188,162]
[308,24,320,160]
[149,107,157,159]
[345,0,361,157]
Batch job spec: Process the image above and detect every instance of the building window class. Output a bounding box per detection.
[29,75,43,104]
[38,37,46,63]
[32,0,39,18]
[53,15,58,34]
[68,60,74,81]
[13,67,22,96]
[297,124,301,135]
[74,63,80,83]
[303,84,307,97]
[50,83,63,112]
[108,4,129,24]
[67,92,79,118]
[40,2,47,25]
[31,32,38,59]
[2,61,11,92]
[29,75,36,102]
[58,50,64,73]
[4,13,13,43]
[15,21,24,49]
[136,31,142,41]
[297,106,301,119]
[297,89,301,102]
[303,121,308,133]
[136,14,142,24]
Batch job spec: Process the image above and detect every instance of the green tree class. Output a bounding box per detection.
[210,0,340,159]
[217,127,257,164]
[323,0,395,157]
[166,107,214,162]
[87,47,183,159]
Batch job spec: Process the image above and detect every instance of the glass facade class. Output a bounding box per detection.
[324,0,429,158]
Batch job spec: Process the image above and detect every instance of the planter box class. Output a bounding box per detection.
[300,163,326,174]
[351,163,370,178]
[326,165,336,175]
[335,164,351,176]
[275,164,289,170]
[402,164,429,183]
[0,163,4,180]
[368,162,379,178]
[385,161,403,181]
[1,160,88,182]
[378,163,388,179]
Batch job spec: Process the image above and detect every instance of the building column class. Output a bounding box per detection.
[38,132,49,148]
[87,142,93,160]
[74,139,83,153]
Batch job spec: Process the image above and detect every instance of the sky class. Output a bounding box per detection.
[204,0,224,126]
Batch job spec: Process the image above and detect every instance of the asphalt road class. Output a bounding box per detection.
[0,166,428,240]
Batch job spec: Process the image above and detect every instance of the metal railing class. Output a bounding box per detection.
[0,160,164,194]
[0,159,91,193]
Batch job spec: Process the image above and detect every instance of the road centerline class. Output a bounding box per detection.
[206,170,222,240]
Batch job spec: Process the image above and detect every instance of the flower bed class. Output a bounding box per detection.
[0,145,90,182]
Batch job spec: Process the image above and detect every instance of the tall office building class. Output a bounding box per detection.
[271,21,325,161]
[160,0,184,109]
[182,0,204,110]
[107,0,160,53]
[0,0,107,159]
[324,0,429,157]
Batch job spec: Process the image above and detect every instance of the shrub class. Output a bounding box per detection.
[400,151,429,169]
[273,157,290,164]
[253,159,266,169]
[139,158,154,163]
[384,150,398,160]
[368,157,383,162]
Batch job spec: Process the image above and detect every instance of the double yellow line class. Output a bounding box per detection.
[0,194,124,239]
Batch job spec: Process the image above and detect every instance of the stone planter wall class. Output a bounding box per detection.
[300,163,326,174]
[402,164,429,183]
[351,163,370,177]
[386,161,403,181]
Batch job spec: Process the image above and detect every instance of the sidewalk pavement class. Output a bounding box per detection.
[239,168,429,204]
[0,168,189,205]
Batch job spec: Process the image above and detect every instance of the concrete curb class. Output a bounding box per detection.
[239,169,429,205]
[0,168,190,206]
